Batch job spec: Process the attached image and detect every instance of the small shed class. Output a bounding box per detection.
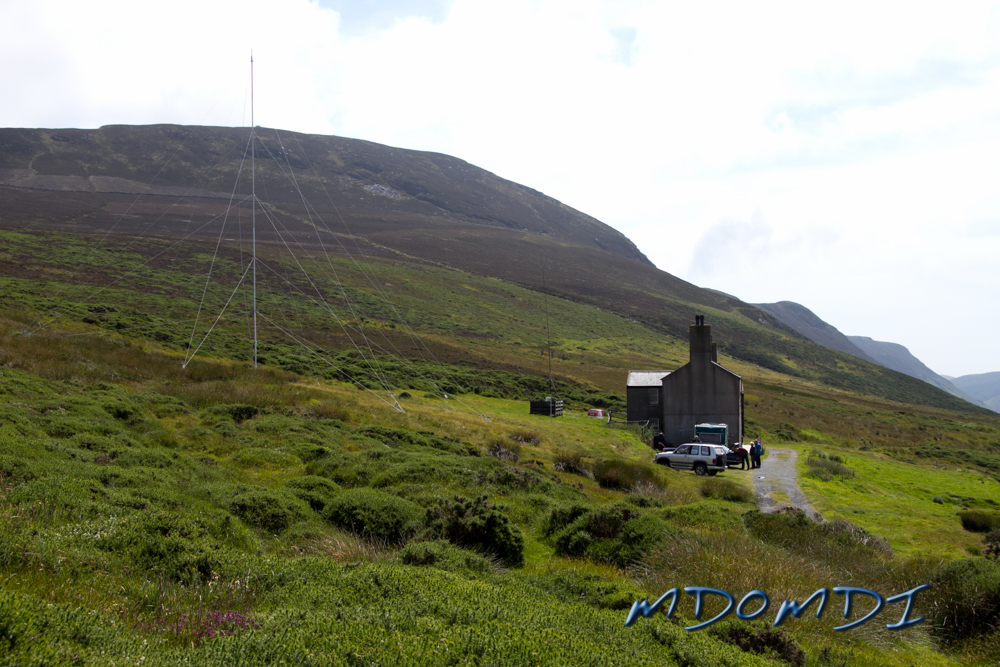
[626,371,671,430]
[529,397,563,417]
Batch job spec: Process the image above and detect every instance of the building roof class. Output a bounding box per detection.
[627,370,672,387]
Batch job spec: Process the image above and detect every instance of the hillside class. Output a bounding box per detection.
[0,124,987,414]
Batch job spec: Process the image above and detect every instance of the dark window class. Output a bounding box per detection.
[648,388,659,405]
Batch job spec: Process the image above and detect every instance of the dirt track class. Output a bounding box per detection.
[749,448,822,521]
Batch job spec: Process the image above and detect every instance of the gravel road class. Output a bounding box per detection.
[749,448,822,521]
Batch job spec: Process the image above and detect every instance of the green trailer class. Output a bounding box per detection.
[694,422,728,445]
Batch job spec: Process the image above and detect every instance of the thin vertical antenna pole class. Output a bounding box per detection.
[251,51,258,370]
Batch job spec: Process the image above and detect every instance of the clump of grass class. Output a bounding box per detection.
[553,449,591,477]
[933,495,945,504]
[289,528,392,562]
[592,459,662,491]
[487,437,520,462]
[928,558,1000,639]
[959,509,1000,533]
[699,478,754,503]
[508,428,541,445]
[806,456,855,481]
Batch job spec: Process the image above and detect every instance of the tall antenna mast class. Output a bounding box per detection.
[251,51,258,369]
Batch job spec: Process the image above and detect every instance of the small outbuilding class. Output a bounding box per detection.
[626,370,671,430]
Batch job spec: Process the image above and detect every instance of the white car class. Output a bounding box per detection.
[654,443,729,476]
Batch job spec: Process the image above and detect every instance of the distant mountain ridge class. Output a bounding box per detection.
[949,372,1000,412]
[754,300,991,411]
[845,336,988,409]
[754,301,878,364]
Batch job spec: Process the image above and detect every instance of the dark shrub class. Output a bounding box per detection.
[710,621,804,667]
[285,475,341,513]
[544,503,592,537]
[929,558,1000,637]
[959,509,1000,533]
[324,488,423,544]
[592,459,662,491]
[223,485,310,533]
[423,495,525,567]
[207,404,260,424]
[399,539,492,573]
[700,478,754,502]
[984,529,1000,561]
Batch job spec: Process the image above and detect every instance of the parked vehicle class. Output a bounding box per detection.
[654,443,728,476]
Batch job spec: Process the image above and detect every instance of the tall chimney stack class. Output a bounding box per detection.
[690,314,713,364]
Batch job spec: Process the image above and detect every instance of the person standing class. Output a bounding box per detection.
[652,431,667,451]
[737,443,749,470]
[752,438,762,469]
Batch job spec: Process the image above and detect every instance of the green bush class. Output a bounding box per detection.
[91,511,225,583]
[551,503,666,568]
[960,509,1000,533]
[221,485,311,534]
[699,478,754,503]
[929,558,1000,637]
[592,459,662,491]
[285,475,341,513]
[423,495,525,567]
[324,488,423,544]
[398,539,493,573]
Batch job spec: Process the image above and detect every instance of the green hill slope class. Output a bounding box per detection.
[0,124,987,413]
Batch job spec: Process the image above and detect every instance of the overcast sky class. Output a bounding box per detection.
[3,0,1000,377]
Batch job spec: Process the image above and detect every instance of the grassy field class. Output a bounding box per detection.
[2,215,1000,664]
[2,309,1000,665]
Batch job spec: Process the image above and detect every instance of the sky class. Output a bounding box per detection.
[2,0,1000,377]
